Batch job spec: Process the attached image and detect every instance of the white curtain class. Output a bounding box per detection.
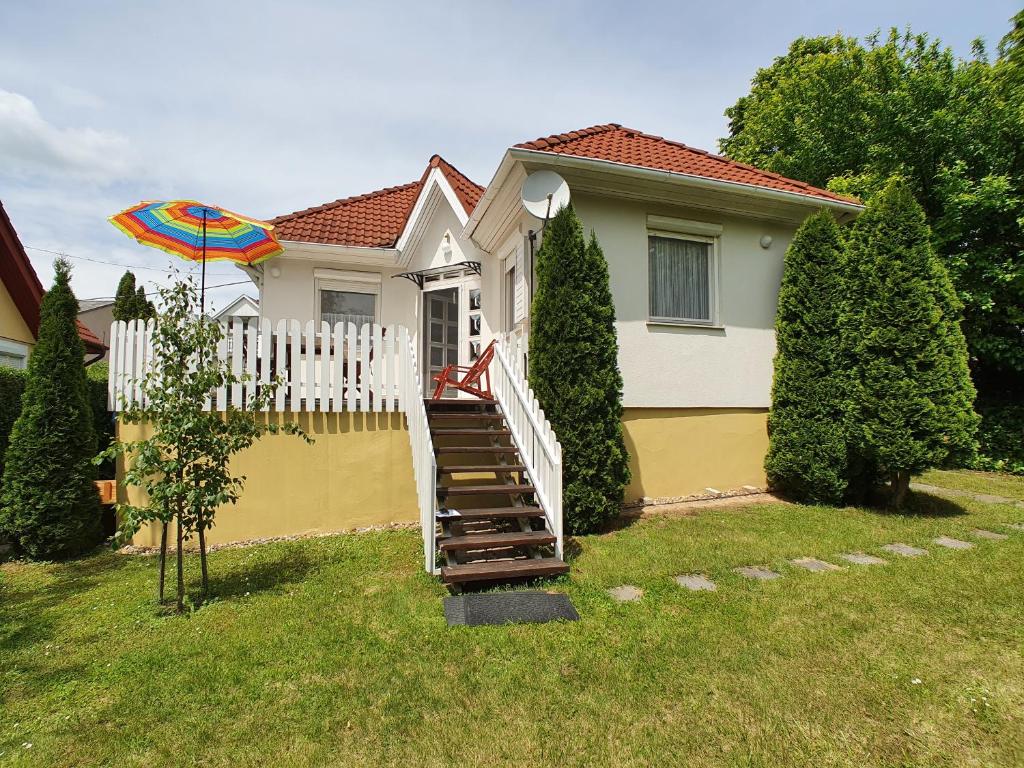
[648,236,711,321]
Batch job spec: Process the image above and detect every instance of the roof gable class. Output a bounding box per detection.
[270,155,483,249]
[514,123,857,205]
[0,200,104,353]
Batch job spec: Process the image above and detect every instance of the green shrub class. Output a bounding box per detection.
[0,259,101,558]
[0,366,28,482]
[842,178,978,505]
[765,211,849,504]
[528,206,630,534]
[972,405,1024,475]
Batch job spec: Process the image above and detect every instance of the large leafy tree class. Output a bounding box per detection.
[843,179,978,506]
[765,211,849,504]
[721,22,1024,396]
[529,206,630,534]
[0,259,101,558]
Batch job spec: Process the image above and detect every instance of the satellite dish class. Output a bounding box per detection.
[521,170,570,220]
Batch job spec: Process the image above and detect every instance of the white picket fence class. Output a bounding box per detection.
[396,328,438,573]
[108,318,404,413]
[492,336,564,559]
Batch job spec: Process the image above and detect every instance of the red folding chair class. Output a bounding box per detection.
[431,340,496,400]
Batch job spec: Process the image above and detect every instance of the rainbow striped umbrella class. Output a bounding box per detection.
[109,200,283,312]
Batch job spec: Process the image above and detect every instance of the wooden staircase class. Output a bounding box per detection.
[427,398,569,586]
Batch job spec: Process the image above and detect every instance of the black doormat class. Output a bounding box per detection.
[444,591,579,626]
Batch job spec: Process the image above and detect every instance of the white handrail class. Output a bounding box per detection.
[491,338,563,558]
[398,327,439,573]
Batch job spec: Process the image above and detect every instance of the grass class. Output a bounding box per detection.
[918,468,1024,500]
[2,470,1023,767]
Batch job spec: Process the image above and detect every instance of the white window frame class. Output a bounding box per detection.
[0,338,30,369]
[313,269,382,328]
[646,227,722,328]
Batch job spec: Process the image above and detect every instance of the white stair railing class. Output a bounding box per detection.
[491,338,563,558]
[397,327,439,574]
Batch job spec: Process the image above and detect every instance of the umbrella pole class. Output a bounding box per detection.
[200,210,207,316]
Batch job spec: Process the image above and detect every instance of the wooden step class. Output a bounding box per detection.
[425,398,496,410]
[441,557,569,584]
[431,428,511,436]
[439,483,536,496]
[436,446,519,454]
[438,530,556,552]
[439,464,528,474]
[428,413,506,421]
[439,506,544,520]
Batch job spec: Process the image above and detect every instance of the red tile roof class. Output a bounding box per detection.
[271,155,484,248]
[0,200,105,353]
[515,124,859,205]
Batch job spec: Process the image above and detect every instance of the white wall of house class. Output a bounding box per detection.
[570,192,794,409]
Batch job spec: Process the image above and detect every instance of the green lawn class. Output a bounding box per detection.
[918,468,1024,500]
[2,471,1023,767]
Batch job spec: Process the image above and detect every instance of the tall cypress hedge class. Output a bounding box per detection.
[764,210,849,504]
[529,206,630,534]
[0,259,101,558]
[842,178,978,505]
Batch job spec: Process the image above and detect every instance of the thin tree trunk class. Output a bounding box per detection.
[197,518,209,605]
[890,470,911,508]
[158,521,168,604]
[175,509,185,614]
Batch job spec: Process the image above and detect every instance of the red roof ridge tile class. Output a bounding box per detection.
[514,123,859,206]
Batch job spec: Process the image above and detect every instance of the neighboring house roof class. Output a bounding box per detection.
[270,155,484,248]
[79,298,115,313]
[212,294,259,321]
[0,200,106,353]
[514,123,858,206]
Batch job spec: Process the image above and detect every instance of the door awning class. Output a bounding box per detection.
[393,261,481,289]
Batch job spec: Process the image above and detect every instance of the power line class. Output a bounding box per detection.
[82,279,253,301]
[23,245,239,276]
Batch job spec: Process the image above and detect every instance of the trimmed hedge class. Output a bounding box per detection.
[973,404,1024,475]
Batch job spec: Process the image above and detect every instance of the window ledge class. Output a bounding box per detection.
[646,319,725,330]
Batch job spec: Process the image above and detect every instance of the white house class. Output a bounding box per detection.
[112,124,861,581]
[246,124,861,504]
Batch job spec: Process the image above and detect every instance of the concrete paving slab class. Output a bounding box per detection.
[608,585,644,602]
[674,574,717,592]
[840,552,888,566]
[882,543,928,557]
[971,529,1009,541]
[735,566,782,581]
[933,536,973,550]
[790,557,842,572]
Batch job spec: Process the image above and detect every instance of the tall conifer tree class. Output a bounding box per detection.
[765,211,849,504]
[0,259,100,557]
[529,206,630,533]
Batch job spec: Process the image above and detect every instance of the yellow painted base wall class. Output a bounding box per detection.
[622,408,769,502]
[118,412,418,548]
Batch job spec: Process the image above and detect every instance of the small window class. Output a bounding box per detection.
[504,263,517,331]
[315,270,381,330]
[0,339,29,370]
[648,235,715,324]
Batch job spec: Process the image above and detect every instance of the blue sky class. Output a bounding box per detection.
[0,0,1017,310]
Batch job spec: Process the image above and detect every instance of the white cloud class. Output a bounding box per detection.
[0,89,136,184]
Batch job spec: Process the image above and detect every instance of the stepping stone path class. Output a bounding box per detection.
[675,574,717,592]
[790,557,841,572]
[971,529,1008,541]
[882,543,928,557]
[735,566,781,581]
[840,552,887,566]
[1007,523,1024,531]
[933,536,973,550]
[909,482,1019,506]
[608,585,644,603]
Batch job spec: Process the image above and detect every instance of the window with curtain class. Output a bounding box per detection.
[648,235,714,323]
[319,289,377,329]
